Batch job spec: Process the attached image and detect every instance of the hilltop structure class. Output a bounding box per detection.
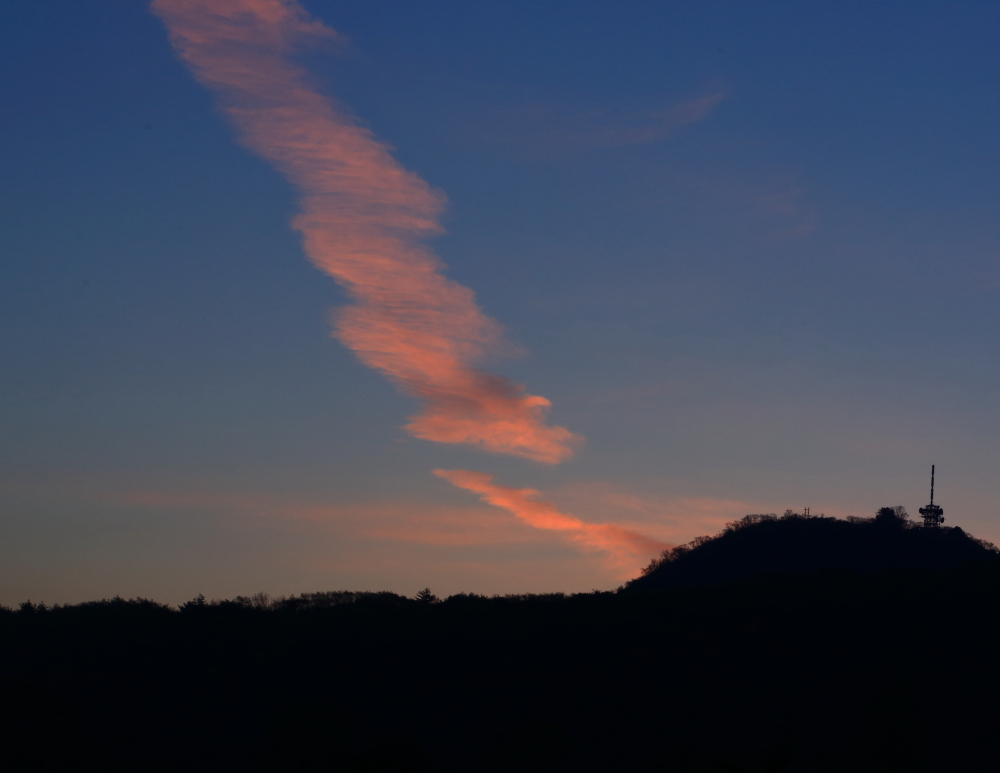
[629,467,998,590]
[919,465,945,528]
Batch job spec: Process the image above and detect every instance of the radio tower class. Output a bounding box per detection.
[919,465,945,528]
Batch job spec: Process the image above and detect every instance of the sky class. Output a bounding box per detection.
[3,0,1000,606]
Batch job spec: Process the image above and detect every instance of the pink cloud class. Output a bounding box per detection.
[151,0,579,463]
[434,469,670,573]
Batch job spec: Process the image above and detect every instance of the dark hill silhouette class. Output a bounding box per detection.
[4,509,1000,772]
[629,507,1000,590]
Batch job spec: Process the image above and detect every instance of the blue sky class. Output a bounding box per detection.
[3,1,1000,605]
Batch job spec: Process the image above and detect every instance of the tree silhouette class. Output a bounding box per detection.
[875,506,910,526]
[415,588,439,604]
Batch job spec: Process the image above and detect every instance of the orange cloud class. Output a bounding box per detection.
[151,0,579,463]
[434,469,670,572]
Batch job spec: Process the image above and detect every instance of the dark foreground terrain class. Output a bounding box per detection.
[3,511,1000,772]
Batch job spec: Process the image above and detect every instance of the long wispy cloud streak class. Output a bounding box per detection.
[151,0,579,463]
[434,469,670,569]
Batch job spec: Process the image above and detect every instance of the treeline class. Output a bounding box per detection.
[4,559,1000,772]
[5,588,591,617]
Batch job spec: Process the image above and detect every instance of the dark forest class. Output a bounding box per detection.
[4,509,999,772]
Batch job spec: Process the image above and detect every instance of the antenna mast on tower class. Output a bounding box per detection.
[919,465,945,528]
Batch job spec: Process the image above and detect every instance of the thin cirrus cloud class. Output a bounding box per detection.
[108,487,535,547]
[573,92,726,148]
[95,483,654,554]
[470,92,725,153]
[150,0,580,464]
[434,469,671,572]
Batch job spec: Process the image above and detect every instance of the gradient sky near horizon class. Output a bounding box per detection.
[3,0,1000,606]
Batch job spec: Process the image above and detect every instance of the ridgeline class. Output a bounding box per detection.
[629,506,1000,589]
[3,508,1000,772]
